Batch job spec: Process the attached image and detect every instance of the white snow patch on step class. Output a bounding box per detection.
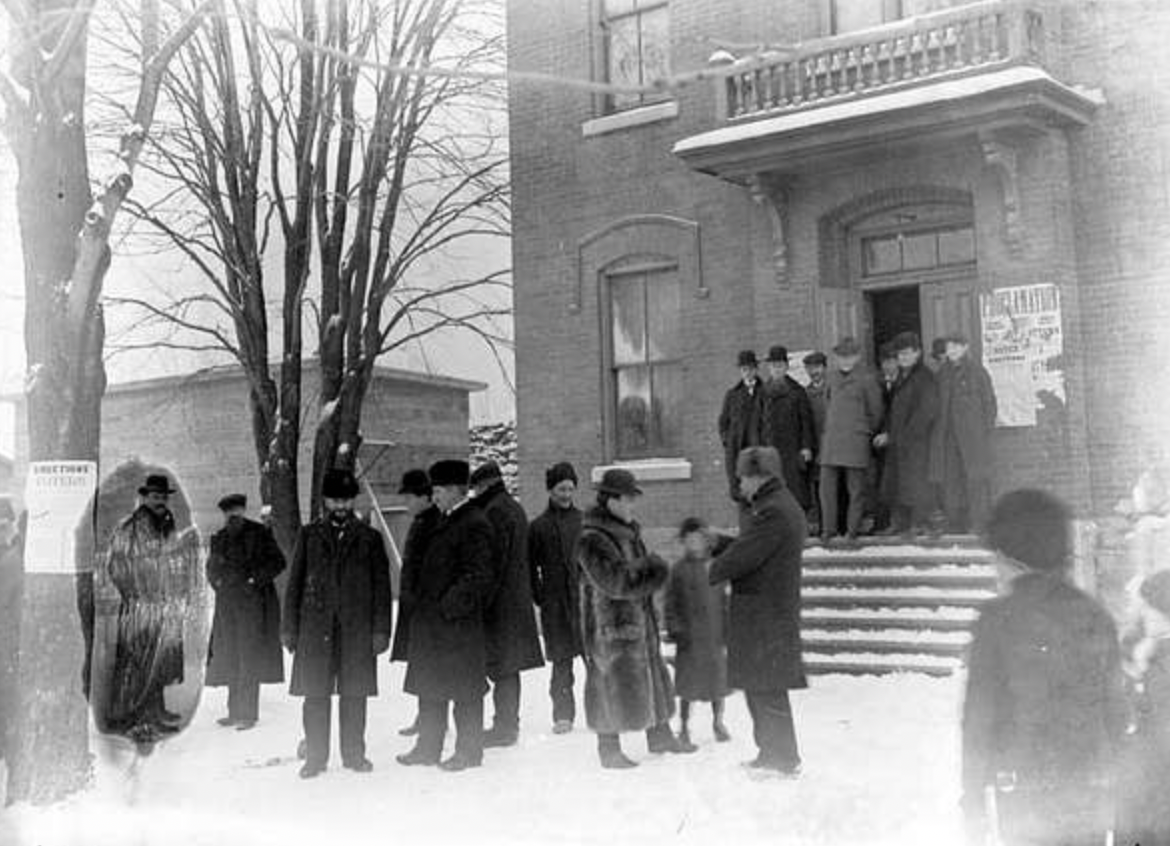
[804,545,993,560]
[803,628,972,645]
[803,605,979,621]
[804,586,996,600]
[805,651,963,668]
[807,565,996,578]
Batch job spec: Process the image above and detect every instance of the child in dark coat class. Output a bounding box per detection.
[664,517,731,749]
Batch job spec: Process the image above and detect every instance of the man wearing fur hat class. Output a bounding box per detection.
[576,468,692,768]
[206,494,286,730]
[711,447,807,776]
[399,460,497,771]
[283,468,392,778]
[718,350,766,501]
[528,461,584,733]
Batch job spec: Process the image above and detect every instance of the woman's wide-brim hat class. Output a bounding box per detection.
[138,474,177,496]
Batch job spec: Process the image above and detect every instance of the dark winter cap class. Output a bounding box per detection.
[736,446,785,483]
[765,345,789,364]
[397,469,432,497]
[678,516,708,538]
[138,474,177,496]
[217,493,247,512]
[545,462,578,490]
[832,336,861,357]
[891,331,922,353]
[1140,570,1170,619]
[322,468,360,499]
[595,468,641,498]
[879,341,898,362]
[429,459,470,488]
[469,460,503,487]
[802,351,827,367]
[930,338,948,359]
[737,350,759,367]
[985,488,1072,572]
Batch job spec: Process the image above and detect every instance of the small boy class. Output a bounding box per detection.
[664,517,731,750]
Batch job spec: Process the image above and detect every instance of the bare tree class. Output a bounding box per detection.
[0,0,206,804]
[110,0,511,553]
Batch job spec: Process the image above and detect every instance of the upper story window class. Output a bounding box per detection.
[861,225,975,277]
[607,263,682,458]
[602,0,670,112]
[831,0,954,35]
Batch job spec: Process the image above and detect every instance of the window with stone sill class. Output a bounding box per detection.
[830,0,960,35]
[601,0,670,113]
[606,263,683,460]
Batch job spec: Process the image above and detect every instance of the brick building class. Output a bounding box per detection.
[508,0,1170,529]
[9,364,484,539]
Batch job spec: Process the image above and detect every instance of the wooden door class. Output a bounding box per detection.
[920,276,982,361]
[817,286,868,361]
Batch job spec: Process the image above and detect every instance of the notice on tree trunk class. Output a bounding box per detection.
[23,461,98,574]
[980,284,1065,428]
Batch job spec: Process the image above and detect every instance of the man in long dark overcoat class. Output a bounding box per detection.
[930,334,998,533]
[470,460,544,747]
[718,350,765,502]
[389,468,441,737]
[874,333,939,537]
[282,469,392,779]
[398,460,497,772]
[205,493,285,730]
[711,446,807,776]
[528,461,584,733]
[762,345,816,509]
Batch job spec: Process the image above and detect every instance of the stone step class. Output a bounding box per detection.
[802,606,978,630]
[803,650,964,677]
[803,585,996,608]
[802,628,971,657]
[804,533,983,550]
[802,547,996,568]
[803,566,996,590]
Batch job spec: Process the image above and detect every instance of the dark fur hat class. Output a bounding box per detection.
[469,460,503,487]
[397,469,432,497]
[322,469,359,499]
[736,446,783,481]
[429,459,470,488]
[545,461,578,490]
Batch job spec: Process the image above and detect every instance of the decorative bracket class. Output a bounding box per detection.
[748,173,791,285]
[980,132,1024,255]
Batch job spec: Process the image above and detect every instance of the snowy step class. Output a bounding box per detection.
[803,566,995,590]
[802,547,996,569]
[802,605,979,631]
[802,585,996,608]
[803,650,964,677]
[803,627,971,657]
[804,533,984,550]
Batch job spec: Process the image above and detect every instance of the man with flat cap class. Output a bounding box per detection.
[205,494,286,730]
[389,468,441,737]
[470,460,543,748]
[399,459,497,772]
[719,350,766,501]
[528,461,584,733]
[762,345,816,511]
[283,468,392,778]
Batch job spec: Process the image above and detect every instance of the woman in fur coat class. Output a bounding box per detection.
[575,469,693,768]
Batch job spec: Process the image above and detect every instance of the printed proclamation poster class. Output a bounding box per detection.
[980,284,1065,427]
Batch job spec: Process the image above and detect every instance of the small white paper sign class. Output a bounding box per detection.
[23,461,98,574]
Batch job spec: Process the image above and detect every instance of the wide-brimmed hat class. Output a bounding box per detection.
[595,468,641,497]
[217,493,247,511]
[138,474,177,496]
[832,337,862,357]
[545,461,578,490]
[469,460,503,487]
[397,469,432,497]
[321,468,359,499]
[736,350,759,368]
[765,345,789,364]
[429,459,470,488]
[802,351,827,367]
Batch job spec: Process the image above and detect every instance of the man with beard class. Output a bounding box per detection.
[389,469,442,737]
[283,469,392,779]
[470,460,544,748]
[205,494,286,730]
[98,474,201,744]
[528,461,584,733]
[719,350,765,502]
[761,345,815,512]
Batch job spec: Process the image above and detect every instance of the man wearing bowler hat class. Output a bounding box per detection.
[719,350,766,502]
[283,468,392,778]
[399,459,496,772]
[761,345,816,511]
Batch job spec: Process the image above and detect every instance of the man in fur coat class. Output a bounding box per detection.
[528,461,584,733]
[97,474,202,745]
[576,468,693,768]
[283,469,392,779]
[711,447,808,776]
[205,493,286,730]
[470,460,544,747]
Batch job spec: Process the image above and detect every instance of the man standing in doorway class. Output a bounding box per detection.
[803,351,829,536]
[718,350,765,502]
[761,345,815,512]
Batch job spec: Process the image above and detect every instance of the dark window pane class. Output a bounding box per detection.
[903,232,937,270]
[646,270,681,361]
[639,7,670,87]
[611,276,646,366]
[863,236,901,275]
[938,227,975,265]
[616,366,652,457]
[650,363,683,453]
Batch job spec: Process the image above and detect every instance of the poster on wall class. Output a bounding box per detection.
[980,284,1065,428]
[22,460,98,574]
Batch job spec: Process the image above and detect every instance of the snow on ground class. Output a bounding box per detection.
[3,663,966,846]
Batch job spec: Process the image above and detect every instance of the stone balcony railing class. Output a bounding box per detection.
[717,0,1047,121]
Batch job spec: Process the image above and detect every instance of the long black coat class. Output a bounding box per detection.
[476,482,544,678]
[762,376,816,509]
[528,501,583,663]
[403,501,496,701]
[390,504,441,663]
[930,357,997,484]
[880,362,939,513]
[961,571,1126,842]
[718,379,765,491]
[283,517,392,698]
[710,480,807,692]
[665,553,728,702]
[576,506,674,734]
[206,517,286,687]
[1117,639,1170,845]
